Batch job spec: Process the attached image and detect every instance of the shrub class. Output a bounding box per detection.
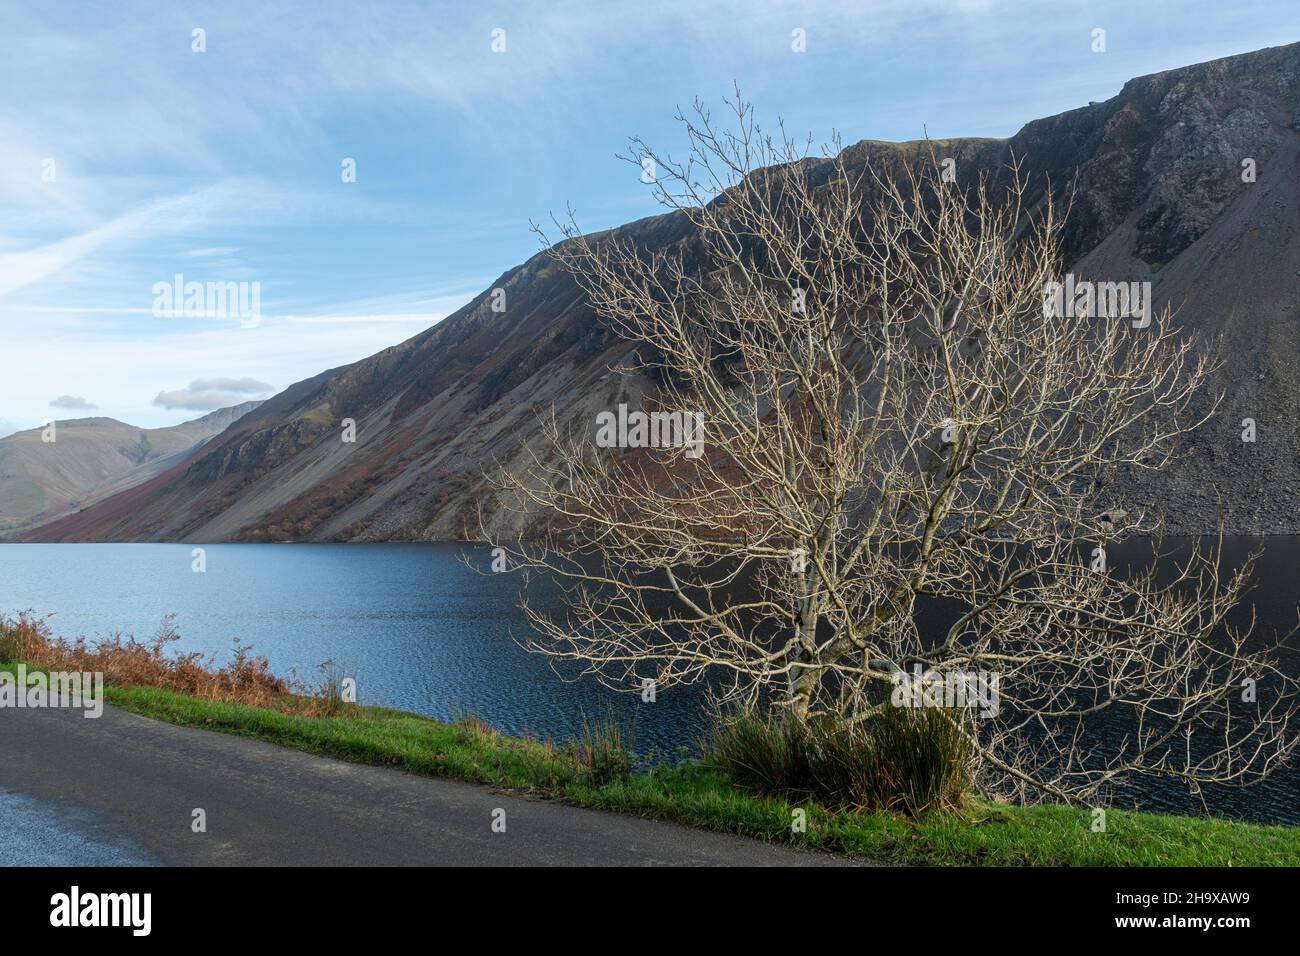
[0,611,344,714]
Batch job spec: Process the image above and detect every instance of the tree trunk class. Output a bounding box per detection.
[788,667,819,720]
[787,599,821,719]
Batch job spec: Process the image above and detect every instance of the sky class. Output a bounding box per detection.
[1,0,1296,436]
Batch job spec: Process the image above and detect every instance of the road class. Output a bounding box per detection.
[0,703,856,866]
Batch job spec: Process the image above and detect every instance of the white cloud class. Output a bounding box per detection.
[152,377,275,411]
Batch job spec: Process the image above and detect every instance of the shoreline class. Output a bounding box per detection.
[3,660,1294,866]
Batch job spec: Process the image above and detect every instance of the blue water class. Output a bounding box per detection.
[0,543,709,759]
[1,540,1297,825]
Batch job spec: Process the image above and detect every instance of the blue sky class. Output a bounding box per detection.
[1,0,1295,435]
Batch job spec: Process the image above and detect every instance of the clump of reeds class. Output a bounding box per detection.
[569,706,635,786]
[706,703,970,816]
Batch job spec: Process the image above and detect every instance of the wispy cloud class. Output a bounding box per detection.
[0,180,331,301]
[0,189,205,299]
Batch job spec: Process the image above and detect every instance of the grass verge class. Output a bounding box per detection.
[6,660,1291,866]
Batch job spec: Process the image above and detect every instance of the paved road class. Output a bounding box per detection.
[0,703,856,866]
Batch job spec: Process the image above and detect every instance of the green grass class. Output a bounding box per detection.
[6,659,1289,866]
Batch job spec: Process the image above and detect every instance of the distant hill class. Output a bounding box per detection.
[24,41,1300,542]
[0,402,261,537]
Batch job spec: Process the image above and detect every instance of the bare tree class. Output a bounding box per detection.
[486,96,1298,805]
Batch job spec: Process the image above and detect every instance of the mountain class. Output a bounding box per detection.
[24,41,1300,543]
[0,403,261,538]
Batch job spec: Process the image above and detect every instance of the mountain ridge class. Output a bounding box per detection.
[0,402,262,538]
[22,40,1300,542]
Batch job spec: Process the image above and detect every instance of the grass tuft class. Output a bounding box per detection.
[706,704,969,815]
[571,706,635,787]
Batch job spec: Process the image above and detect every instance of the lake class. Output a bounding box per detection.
[0,543,713,760]
[1,540,1297,825]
